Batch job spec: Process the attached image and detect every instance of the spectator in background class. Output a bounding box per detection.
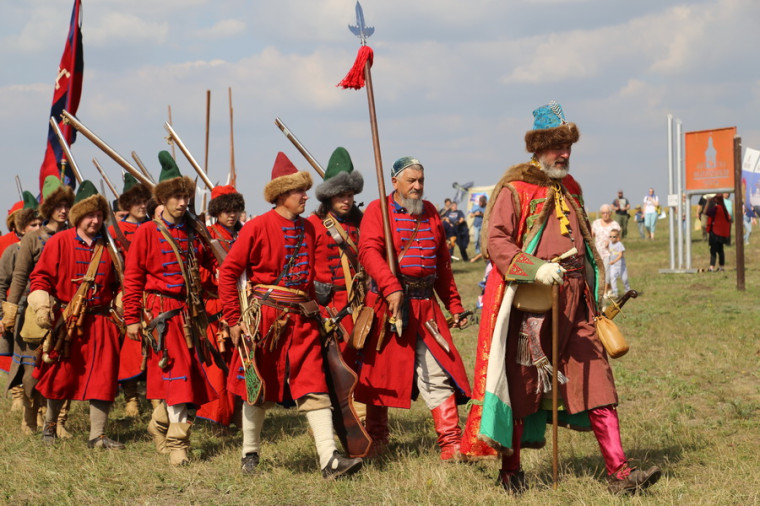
[607,230,631,297]
[643,188,659,240]
[591,204,621,296]
[443,202,469,261]
[634,205,646,238]
[705,194,732,271]
[722,193,733,220]
[611,189,631,238]
[743,205,758,245]
[439,198,452,217]
[696,194,712,241]
[469,195,487,262]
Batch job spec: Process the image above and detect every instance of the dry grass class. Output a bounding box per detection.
[1,222,759,505]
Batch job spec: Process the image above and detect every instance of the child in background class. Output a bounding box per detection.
[608,231,631,297]
[634,205,646,239]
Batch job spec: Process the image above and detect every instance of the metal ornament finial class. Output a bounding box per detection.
[348,1,374,45]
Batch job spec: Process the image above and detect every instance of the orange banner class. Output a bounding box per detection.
[684,126,736,191]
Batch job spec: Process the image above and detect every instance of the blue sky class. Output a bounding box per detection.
[1,0,758,219]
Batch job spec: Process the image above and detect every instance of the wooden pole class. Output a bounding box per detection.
[734,136,745,291]
[363,60,397,277]
[229,87,236,187]
[551,283,560,489]
[202,89,211,213]
[167,105,176,160]
[131,151,156,184]
[92,158,119,199]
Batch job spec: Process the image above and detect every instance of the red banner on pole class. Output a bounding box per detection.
[38,0,84,193]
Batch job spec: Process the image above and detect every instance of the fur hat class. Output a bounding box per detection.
[263,152,312,204]
[524,101,580,153]
[10,191,41,233]
[118,172,152,212]
[39,176,75,221]
[208,185,245,217]
[315,147,364,203]
[69,180,110,227]
[153,150,195,204]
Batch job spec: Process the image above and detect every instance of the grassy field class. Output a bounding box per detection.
[1,220,758,505]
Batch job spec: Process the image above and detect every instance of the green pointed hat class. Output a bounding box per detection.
[22,191,39,210]
[74,180,99,204]
[158,150,182,181]
[42,175,64,200]
[315,147,363,203]
[154,150,195,203]
[39,175,75,221]
[122,172,139,193]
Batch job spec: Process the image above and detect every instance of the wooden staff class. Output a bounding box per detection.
[228,87,236,187]
[551,282,560,489]
[164,122,215,191]
[131,151,156,184]
[92,158,119,199]
[362,62,396,278]
[15,176,23,201]
[202,89,211,214]
[167,105,176,160]
[50,117,83,185]
[274,118,325,178]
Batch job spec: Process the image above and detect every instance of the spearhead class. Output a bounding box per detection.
[348,1,374,45]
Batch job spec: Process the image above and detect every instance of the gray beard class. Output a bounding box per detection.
[399,193,424,215]
[539,160,569,179]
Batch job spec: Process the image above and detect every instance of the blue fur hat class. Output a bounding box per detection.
[525,101,580,153]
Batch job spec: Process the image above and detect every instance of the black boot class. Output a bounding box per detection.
[321,451,362,480]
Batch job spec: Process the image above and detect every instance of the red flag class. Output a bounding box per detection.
[38,0,84,193]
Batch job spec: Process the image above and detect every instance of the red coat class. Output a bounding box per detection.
[195,222,237,425]
[0,231,21,373]
[122,218,217,406]
[30,228,121,401]
[0,231,21,260]
[109,219,144,382]
[355,195,472,409]
[219,210,328,403]
[307,213,361,370]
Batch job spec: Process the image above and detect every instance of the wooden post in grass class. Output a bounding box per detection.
[733,136,745,291]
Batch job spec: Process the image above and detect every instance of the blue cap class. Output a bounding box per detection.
[391,156,423,178]
[532,101,568,130]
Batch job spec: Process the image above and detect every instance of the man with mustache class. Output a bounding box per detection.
[461,102,660,494]
[356,156,472,461]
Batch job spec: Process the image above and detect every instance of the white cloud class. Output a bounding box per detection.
[86,12,168,46]
[195,19,246,40]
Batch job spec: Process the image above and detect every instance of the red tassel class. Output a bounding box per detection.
[338,45,374,90]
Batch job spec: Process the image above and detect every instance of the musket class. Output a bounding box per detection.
[274,117,326,178]
[167,105,177,160]
[50,117,83,185]
[60,110,151,187]
[163,122,215,191]
[131,151,156,184]
[99,181,126,282]
[92,158,119,199]
[96,171,130,252]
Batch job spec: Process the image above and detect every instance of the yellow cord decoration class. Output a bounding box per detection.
[553,183,571,236]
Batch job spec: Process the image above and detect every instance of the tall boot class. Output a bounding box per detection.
[56,399,73,439]
[165,422,192,466]
[21,392,38,435]
[365,405,389,458]
[122,380,140,418]
[498,420,525,493]
[430,394,462,462]
[147,401,170,454]
[10,385,25,412]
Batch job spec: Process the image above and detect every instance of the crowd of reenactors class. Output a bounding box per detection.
[0,102,661,494]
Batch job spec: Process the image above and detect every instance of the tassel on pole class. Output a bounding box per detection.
[338,45,374,90]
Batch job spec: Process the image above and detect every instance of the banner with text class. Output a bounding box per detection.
[685,126,736,192]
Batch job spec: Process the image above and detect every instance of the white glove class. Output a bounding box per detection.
[535,262,566,285]
[28,290,54,329]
